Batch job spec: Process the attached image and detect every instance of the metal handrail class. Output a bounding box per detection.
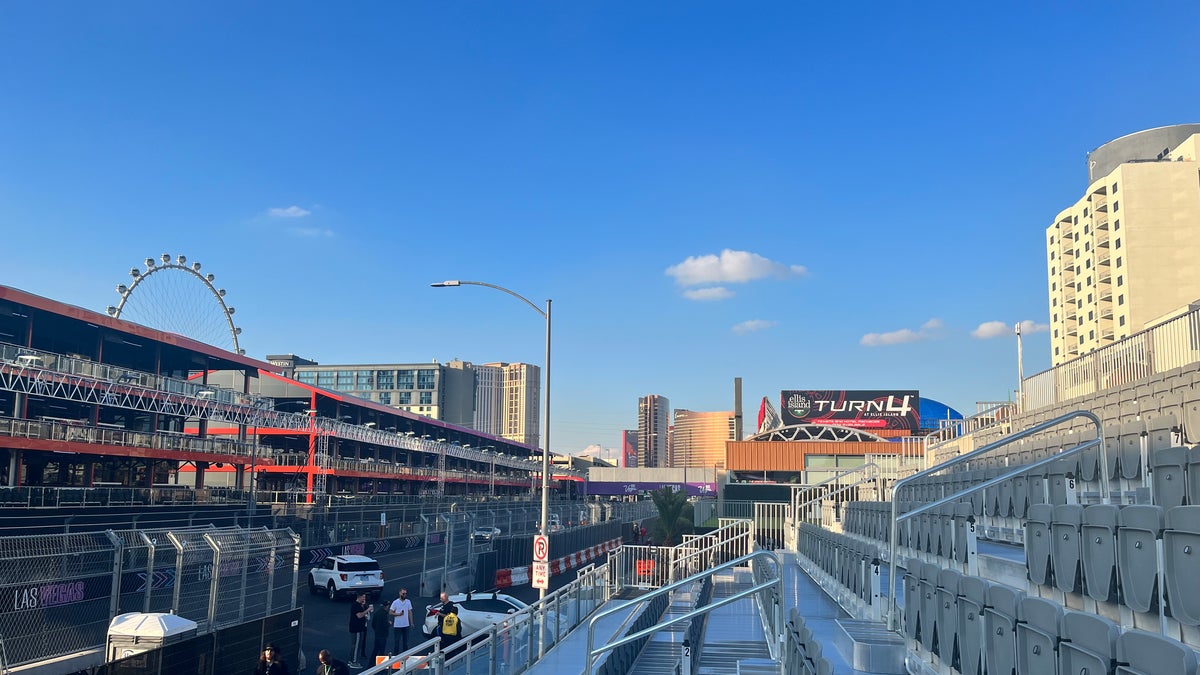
[670,518,753,578]
[885,410,1109,629]
[793,463,879,523]
[585,549,782,674]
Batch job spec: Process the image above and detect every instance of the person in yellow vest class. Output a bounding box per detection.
[436,591,461,653]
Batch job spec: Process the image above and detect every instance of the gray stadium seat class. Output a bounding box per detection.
[1058,610,1118,675]
[1081,504,1119,603]
[1050,504,1083,594]
[936,568,962,667]
[1146,411,1178,453]
[1117,505,1164,613]
[903,564,921,642]
[1025,503,1055,586]
[1013,458,1031,520]
[1151,446,1189,508]
[1185,398,1200,446]
[1015,596,1063,675]
[1115,629,1198,675]
[983,584,1024,675]
[1047,458,1074,505]
[1163,505,1200,626]
[956,576,990,675]
[919,561,940,652]
[1119,420,1144,481]
[952,501,974,564]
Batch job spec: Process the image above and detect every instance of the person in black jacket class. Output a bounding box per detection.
[436,592,461,653]
[347,592,371,668]
[316,649,350,675]
[253,643,291,675]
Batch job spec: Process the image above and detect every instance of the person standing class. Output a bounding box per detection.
[253,643,291,675]
[388,588,413,655]
[436,591,461,653]
[316,649,350,675]
[370,596,391,662]
[347,592,370,668]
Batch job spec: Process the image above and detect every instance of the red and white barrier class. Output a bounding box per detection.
[493,537,622,588]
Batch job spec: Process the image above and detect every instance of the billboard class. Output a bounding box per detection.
[588,480,715,497]
[780,390,919,431]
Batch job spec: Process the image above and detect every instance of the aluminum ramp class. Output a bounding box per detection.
[524,596,653,675]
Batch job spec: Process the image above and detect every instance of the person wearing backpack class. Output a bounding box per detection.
[436,592,461,652]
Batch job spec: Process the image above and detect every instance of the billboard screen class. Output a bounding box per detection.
[780,390,919,431]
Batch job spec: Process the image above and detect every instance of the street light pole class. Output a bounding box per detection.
[432,280,553,601]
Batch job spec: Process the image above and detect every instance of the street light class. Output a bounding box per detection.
[432,279,552,601]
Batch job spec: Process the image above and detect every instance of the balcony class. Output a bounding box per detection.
[1092,193,1108,212]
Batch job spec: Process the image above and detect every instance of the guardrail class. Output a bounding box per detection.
[585,549,783,674]
[885,410,1110,630]
[1021,305,1200,410]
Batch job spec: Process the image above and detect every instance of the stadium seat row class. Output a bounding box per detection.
[796,523,880,610]
[1025,503,1200,623]
[782,607,833,675]
[903,559,1199,675]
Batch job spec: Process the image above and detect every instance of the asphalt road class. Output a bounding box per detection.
[296,544,581,668]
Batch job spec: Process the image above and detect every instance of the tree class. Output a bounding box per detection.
[649,487,693,547]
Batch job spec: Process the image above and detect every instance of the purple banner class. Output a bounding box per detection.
[588,481,716,496]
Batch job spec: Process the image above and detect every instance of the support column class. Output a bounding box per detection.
[8,450,19,487]
[195,461,207,489]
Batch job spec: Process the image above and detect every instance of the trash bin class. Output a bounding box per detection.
[106,612,198,661]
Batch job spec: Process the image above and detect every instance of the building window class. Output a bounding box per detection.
[1052,299,1058,307]
[1053,312,1058,321]
[1116,257,1122,268]
[317,372,334,388]
[1051,266,1056,275]
[1114,219,1120,230]
[297,371,317,385]
[379,392,391,405]
[1087,293,1093,303]
[1055,347,1060,356]
[1084,242,1090,252]
[397,392,412,405]
[1119,316,1126,326]
[1050,251,1055,260]
[1089,330,1095,340]
[1086,260,1091,269]
[1115,238,1121,249]
[1087,276,1092,286]
[419,391,433,405]
[1112,182,1118,193]
[1088,311,1094,320]
[376,370,394,389]
[397,370,415,389]
[1113,201,1119,212]
[1050,236,1055,245]
[1084,207,1089,217]
[417,370,436,390]
[1073,216,1079,225]
[1084,224,1090,234]
[1118,295,1124,306]
[1117,276,1124,287]
[1054,329,1059,338]
[357,370,373,388]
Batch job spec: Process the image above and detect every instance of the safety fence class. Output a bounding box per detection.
[0,525,299,668]
[1022,304,1200,411]
[65,608,303,675]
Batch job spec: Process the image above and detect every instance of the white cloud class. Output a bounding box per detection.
[267,205,311,218]
[666,249,806,287]
[683,287,734,301]
[861,317,942,347]
[290,227,335,238]
[972,319,1050,339]
[1019,319,1050,334]
[732,319,777,335]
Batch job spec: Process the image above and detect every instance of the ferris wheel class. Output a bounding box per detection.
[106,253,244,354]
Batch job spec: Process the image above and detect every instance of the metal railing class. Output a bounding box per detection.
[791,463,879,526]
[0,524,299,668]
[1022,305,1200,410]
[885,410,1110,630]
[585,549,783,674]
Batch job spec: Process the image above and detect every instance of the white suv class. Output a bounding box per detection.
[308,555,385,600]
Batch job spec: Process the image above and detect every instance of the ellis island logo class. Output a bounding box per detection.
[785,392,812,418]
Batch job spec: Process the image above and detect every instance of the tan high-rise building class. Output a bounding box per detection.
[637,395,670,468]
[480,362,541,447]
[1047,125,1200,365]
[670,409,736,468]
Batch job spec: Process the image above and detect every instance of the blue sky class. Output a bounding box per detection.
[2,3,1199,456]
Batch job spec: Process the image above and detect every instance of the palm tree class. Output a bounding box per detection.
[649,486,693,546]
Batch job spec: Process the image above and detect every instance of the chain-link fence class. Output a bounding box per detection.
[0,525,299,668]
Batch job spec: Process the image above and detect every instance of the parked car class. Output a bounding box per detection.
[308,554,385,600]
[472,527,502,543]
[422,592,555,637]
